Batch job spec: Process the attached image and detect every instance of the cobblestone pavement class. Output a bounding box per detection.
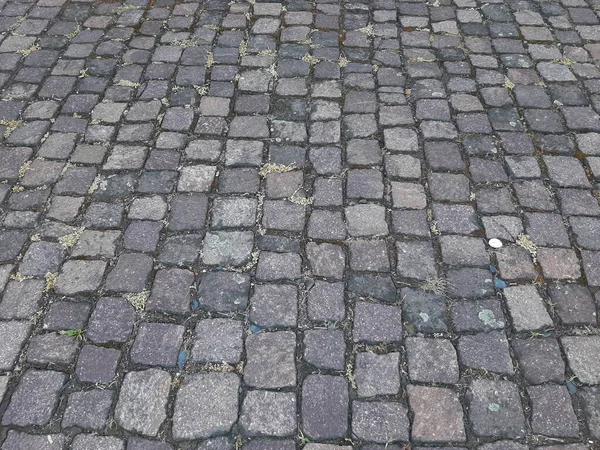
[2,0,600,448]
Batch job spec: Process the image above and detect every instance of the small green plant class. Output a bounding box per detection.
[60,329,84,339]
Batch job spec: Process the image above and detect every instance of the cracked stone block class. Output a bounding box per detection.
[104,253,153,292]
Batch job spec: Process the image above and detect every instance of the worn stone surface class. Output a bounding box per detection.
[0,0,598,446]
[115,369,171,436]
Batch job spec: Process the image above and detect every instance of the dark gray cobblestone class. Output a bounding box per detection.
[0,0,600,447]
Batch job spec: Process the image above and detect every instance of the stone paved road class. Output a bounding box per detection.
[0,0,600,448]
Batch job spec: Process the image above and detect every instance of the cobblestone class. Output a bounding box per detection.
[0,0,598,446]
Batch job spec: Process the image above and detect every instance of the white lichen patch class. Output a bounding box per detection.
[44,272,58,294]
[258,163,295,177]
[0,120,22,138]
[124,290,149,311]
[58,226,85,249]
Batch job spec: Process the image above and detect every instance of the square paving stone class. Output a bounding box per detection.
[158,234,202,266]
[355,352,400,397]
[302,375,349,439]
[0,231,30,262]
[115,369,171,436]
[147,268,194,314]
[256,252,302,281]
[27,332,79,365]
[307,280,345,322]
[1,431,65,450]
[578,387,600,439]
[406,337,460,384]
[19,241,65,276]
[345,204,388,236]
[2,369,65,426]
[467,379,526,438]
[561,336,600,384]
[62,389,114,430]
[197,272,251,312]
[76,344,120,383]
[396,240,437,280]
[71,435,124,450]
[512,335,564,384]
[250,284,297,327]
[0,320,32,371]
[130,322,185,367]
[191,319,243,364]
[496,246,537,281]
[503,285,553,331]
[353,301,403,343]
[202,231,254,266]
[307,242,345,279]
[173,373,239,440]
[548,284,596,325]
[528,385,579,438]
[303,329,345,371]
[402,288,448,333]
[72,230,120,257]
[352,401,409,443]
[440,235,489,267]
[0,279,44,319]
[349,240,390,272]
[105,253,153,293]
[245,331,296,388]
[458,331,514,374]
[43,301,91,332]
[537,247,581,280]
[239,390,297,437]
[408,385,466,443]
[433,204,481,235]
[55,260,107,295]
[86,297,135,344]
[167,194,209,231]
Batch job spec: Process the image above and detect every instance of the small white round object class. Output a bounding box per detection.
[489,238,503,249]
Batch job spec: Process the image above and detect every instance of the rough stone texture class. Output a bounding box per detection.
[467,380,526,438]
[352,401,410,443]
[115,369,171,436]
[408,385,466,443]
[302,375,349,439]
[172,373,239,440]
[0,1,598,446]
